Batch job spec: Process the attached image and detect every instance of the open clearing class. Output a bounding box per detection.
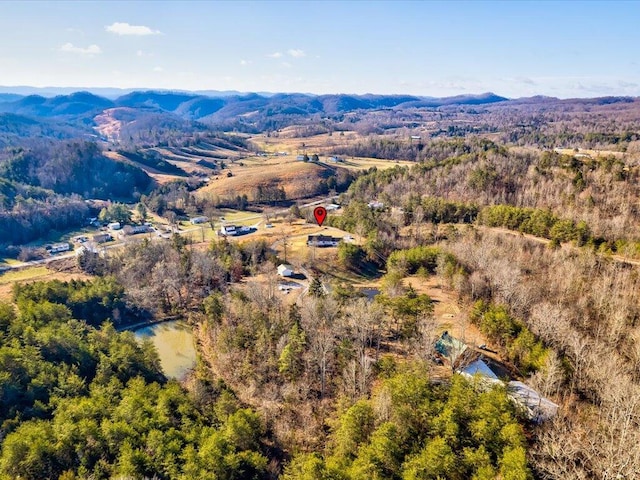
[197,157,335,200]
[0,266,93,301]
[554,147,626,159]
[354,274,490,349]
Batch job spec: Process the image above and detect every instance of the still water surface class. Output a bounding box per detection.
[133,320,196,379]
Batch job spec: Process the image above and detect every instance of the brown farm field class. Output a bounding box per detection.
[196,157,338,201]
[252,130,417,170]
[252,130,361,154]
[104,151,187,185]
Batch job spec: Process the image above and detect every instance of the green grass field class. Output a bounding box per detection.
[0,266,51,284]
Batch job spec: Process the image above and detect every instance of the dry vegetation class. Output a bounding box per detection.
[197,158,332,200]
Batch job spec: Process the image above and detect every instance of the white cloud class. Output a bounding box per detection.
[60,43,102,55]
[240,59,249,66]
[281,62,292,68]
[267,52,283,58]
[287,49,305,58]
[105,22,161,36]
[153,66,164,72]
[136,50,144,57]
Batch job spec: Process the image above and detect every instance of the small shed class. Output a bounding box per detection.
[190,216,208,225]
[277,264,294,277]
[435,332,467,358]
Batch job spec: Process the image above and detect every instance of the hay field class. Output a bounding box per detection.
[197,157,334,200]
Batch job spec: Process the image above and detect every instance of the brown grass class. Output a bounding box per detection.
[197,159,334,200]
[104,151,186,185]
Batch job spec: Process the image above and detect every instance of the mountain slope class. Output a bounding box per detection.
[0,92,114,117]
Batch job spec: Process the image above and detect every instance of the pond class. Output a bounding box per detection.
[133,320,197,379]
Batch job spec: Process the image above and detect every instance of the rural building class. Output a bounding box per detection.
[49,243,71,254]
[296,155,305,161]
[123,225,153,236]
[457,359,501,383]
[307,234,340,247]
[92,233,112,243]
[190,216,208,225]
[367,200,385,209]
[329,156,343,163]
[326,203,340,211]
[277,264,294,277]
[507,381,559,424]
[438,331,559,423]
[435,332,468,362]
[107,222,121,231]
[219,225,238,236]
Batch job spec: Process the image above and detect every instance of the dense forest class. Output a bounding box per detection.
[0,288,270,479]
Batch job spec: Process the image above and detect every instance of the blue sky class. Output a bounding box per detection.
[1,0,639,98]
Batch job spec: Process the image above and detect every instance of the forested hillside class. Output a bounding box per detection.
[0,140,152,246]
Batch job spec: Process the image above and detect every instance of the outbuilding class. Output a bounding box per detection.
[277,264,294,277]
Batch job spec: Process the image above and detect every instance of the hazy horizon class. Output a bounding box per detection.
[0,84,636,101]
[1,0,639,99]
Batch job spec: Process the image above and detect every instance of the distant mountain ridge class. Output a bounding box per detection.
[0,90,510,122]
[1,88,639,140]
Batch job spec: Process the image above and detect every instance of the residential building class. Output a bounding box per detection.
[219,225,238,236]
[307,234,340,247]
[49,243,71,254]
[92,233,112,244]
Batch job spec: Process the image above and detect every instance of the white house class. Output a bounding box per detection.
[107,222,121,231]
[277,264,294,277]
[367,201,385,209]
[219,225,238,236]
[49,243,71,254]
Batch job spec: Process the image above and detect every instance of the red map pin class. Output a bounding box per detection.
[313,206,327,227]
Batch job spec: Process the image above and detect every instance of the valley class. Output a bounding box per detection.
[1,87,640,479]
